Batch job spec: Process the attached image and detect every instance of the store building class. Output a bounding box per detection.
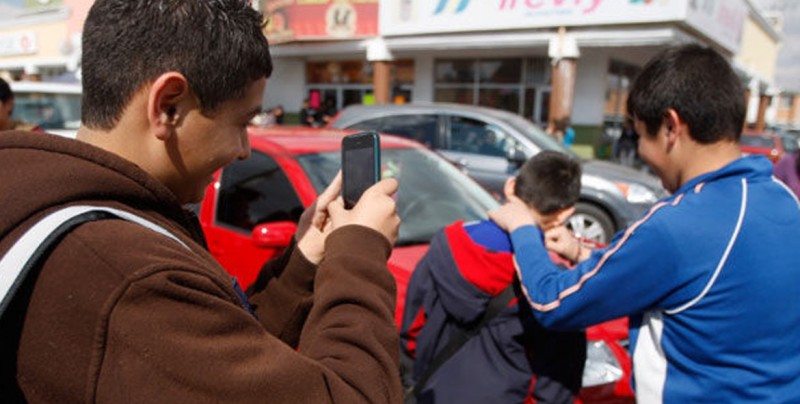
[0,0,87,82]
[775,93,800,129]
[1,0,781,147]
[264,0,781,153]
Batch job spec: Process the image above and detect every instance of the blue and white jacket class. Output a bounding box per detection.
[510,156,800,403]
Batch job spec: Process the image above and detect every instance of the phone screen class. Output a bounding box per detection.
[342,132,380,209]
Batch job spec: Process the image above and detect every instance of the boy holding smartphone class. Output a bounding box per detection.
[400,151,586,403]
[0,1,402,402]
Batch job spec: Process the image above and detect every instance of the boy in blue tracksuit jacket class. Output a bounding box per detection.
[400,151,586,403]
[491,44,800,403]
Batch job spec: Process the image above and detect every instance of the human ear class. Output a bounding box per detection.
[662,108,684,150]
[503,177,517,201]
[147,72,191,141]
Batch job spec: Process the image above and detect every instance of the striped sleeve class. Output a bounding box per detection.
[509,212,681,330]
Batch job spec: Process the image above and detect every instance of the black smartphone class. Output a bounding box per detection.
[342,131,381,209]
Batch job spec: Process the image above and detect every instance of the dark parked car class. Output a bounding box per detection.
[329,103,667,243]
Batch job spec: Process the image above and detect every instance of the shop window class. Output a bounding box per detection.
[434,57,548,122]
[478,88,520,112]
[435,87,475,105]
[605,60,640,119]
[479,59,521,84]
[779,96,793,110]
[394,60,416,85]
[525,58,550,85]
[436,60,476,84]
[216,151,303,232]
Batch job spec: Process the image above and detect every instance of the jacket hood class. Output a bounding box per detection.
[424,222,517,325]
[0,131,198,246]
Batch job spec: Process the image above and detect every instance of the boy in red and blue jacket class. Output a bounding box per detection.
[400,151,586,403]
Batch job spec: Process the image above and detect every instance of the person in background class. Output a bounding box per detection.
[0,77,43,132]
[615,118,638,167]
[773,149,800,198]
[490,44,800,402]
[318,98,338,126]
[0,1,403,402]
[300,98,318,127]
[400,151,586,404]
[251,105,285,127]
[560,117,575,148]
[546,120,563,144]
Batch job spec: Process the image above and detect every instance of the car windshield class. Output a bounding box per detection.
[499,112,579,158]
[740,134,775,148]
[12,91,82,130]
[297,147,499,245]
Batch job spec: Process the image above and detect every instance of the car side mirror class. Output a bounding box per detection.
[251,221,297,248]
[506,146,527,167]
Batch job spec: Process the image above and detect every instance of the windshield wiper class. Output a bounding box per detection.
[395,238,430,247]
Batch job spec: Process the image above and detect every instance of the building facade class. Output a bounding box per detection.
[0,0,87,82]
[262,0,781,152]
[0,0,788,146]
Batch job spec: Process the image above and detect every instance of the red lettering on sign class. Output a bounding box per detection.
[499,0,602,14]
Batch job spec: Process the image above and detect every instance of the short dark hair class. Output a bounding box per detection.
[81,0,273,130]
[514,150,581,215]
[627,44,745,143]
[0,78,12,103]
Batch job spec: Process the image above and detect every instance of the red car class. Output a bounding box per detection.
[740,130,785,164]
[197,126,633,402]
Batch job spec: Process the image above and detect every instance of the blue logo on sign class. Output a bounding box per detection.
[434,0,471,15]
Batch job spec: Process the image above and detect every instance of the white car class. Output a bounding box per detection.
[9,80,82,138]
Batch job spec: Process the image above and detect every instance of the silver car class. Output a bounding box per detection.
[329,102,667,243]
[9,80,82,138]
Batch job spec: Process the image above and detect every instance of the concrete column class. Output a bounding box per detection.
[742,87,751,130]
[547,27,579,130]
[549,59,577,127]
[367,37,394,105]
[373,61,391,104]
[755,94,771,132]
[790,95,800,127]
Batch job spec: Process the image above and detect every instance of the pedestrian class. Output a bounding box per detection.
[300,98,318,127]
[0,1,403,402]
[773,149,800,198]
[0,77,43,132]
[271,104,285,125]
[489,44,800,402]
[561,117,575,148]
[318,98,338,126]
[250,105,285,127]
[400,151,586,403]
[615,118,638,167]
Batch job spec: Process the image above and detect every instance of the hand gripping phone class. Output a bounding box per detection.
[342,131,381,209]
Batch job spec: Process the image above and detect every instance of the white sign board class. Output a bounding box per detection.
[381,0,745,52]
[0,31,38,57]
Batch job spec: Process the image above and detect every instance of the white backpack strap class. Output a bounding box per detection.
[0,205,188,312]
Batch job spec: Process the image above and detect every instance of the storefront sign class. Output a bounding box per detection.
[0,31,38,57]
[381,0,745,52]
[261,0,378,43]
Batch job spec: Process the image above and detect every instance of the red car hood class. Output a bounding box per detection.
[387,244,430,328]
